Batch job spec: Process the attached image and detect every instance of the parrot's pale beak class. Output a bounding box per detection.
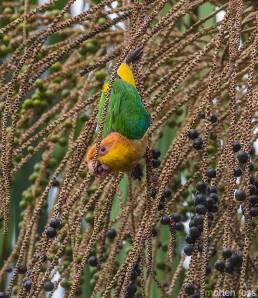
[87,160,110,177]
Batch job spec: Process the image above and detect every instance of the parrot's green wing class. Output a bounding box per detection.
[97,79,151,140]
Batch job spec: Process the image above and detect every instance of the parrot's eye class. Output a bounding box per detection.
[99,146,107,155]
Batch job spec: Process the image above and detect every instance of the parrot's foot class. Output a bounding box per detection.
[125,45,144,64]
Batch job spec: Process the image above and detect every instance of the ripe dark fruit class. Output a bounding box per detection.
[234,168,242,177]
[171,212,181,222]
[237,150,249,164]
[193,214,203,225]
[49,218,60,229]
[206,168,216,178]
[232,141,241,152]
[184,283,195,295]
[43,281,54,292]
[184,244,194,256]
[249,195,258,205]
[152,159,160,168]
[185,235,195,244]
[188,129,198,140]
[193,137,203,150]
[160,215,170,225]
[209,193,218,202]
[194,194,206,205]
[23,279,32,290]
[163,187,172,198]
[222,248,232,259]
[151,149,161,159]
[46,227,56,238]
[235,190,246,201]
[225,261,234,274]
[175,222,184,231]
[106,228,117,239]
[131,164,143,180]
[215,260,225,272]
[195,204,207,215]
[18,264,27,274]
[196,181,207,193]
[210,114,217,123]
[127,282,137,295]
[208,186,217,194]
[198,111,205,119]
[250,207,258,217]
[230,252,242,267]
[189,227,201,239]
[88,256,98,267]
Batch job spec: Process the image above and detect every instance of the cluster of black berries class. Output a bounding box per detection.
[151,148,161,168]
[158,187,172,210]
[215,249,243,274]
[184,181,218,256]
[188,129,203,150]
[160,211,184,231]
[46,218,60,238]
[234,176,258,217]
[125,264,141,298]
[23,278,54,292]
[184,283,200,298]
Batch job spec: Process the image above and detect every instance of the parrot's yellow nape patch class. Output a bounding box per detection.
[102,63,136,94]
[117,63,136,87]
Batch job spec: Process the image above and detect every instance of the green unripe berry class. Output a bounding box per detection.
[64,119,73,129]
[51,62,62,72]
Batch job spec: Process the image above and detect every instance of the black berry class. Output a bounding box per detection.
[106,228,117,240]
[18,264,27,274]
[88,256,98,267]
[131,164,143,180]
[250,207,258,217]
[184,244,194,256]
[189,227,201,239]
[43,281,54,292]
[237,150,249,164]
[160,215,170,225]
[235,190,246,201]
[210,114,217,123]
[46,227,56,238]
[194,194,206,205]
[196,181,207,193]
[151,149,161,159]
[152,159,160,168]
[163,187,172,198]
[206,168,216,178]
[49,218,60,229]
[193,137,203,150]
[234,168,242,177]
[232,141,241,152]
[230,252,242,267]
[250,195,258,205]
[222,248,232,259]
[195,204,207,215]
[188,129,198,140]
[175,222,184,231]
[23,279,32,291]
[184,283,195,295]
[171,212,181,222]
[215,260,225,272]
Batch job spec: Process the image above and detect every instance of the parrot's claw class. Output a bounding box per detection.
[125,45,144,64]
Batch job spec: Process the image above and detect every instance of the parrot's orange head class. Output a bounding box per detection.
[86,132,144,177]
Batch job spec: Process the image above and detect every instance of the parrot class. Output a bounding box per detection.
[86,48,151,176]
